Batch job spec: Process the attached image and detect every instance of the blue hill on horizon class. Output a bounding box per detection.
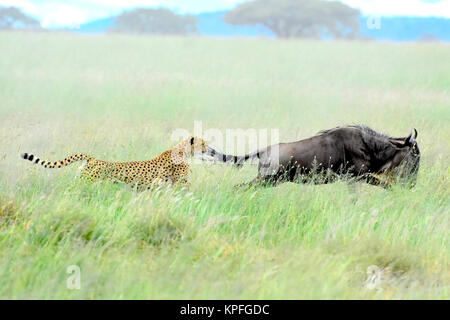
[74,10,450,42]
[359,16,450,41]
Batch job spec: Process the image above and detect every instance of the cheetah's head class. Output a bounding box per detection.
[185,136,208,156]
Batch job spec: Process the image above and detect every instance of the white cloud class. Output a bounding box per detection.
[40,4,87,28]
[341,0,450,18]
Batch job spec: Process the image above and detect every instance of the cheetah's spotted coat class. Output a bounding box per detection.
[21,137,208,188]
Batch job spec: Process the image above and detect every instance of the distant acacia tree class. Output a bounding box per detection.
[224,0,360,39]
[110,8,198,35]
[0,6,41,30]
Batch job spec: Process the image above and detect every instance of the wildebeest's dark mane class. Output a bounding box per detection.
[350,125,394,139]
[317,125,393,140]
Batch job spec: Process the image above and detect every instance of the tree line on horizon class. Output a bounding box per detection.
[0,7,41,30]
[0,0,361,39]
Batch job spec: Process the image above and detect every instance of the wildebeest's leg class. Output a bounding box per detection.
[234,176,266,189]
[234,175,281,190]
[234,177,259,189]
[349,159,388,188]
[359,173,390,188]
[263,175,284,187]
[258,156,288,186]
[235,158,285,190]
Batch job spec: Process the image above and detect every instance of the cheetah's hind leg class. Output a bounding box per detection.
[76,161,93,182]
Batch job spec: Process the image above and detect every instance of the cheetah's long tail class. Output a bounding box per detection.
[20,153,94,168]
[206,146,262,168]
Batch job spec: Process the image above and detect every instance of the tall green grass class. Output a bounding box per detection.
[0,32,448,299]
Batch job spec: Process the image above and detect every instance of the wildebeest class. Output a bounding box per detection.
[206,125,420,188]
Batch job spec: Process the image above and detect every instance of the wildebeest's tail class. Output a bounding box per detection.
[21,152,94,168]
[206,146,261,168]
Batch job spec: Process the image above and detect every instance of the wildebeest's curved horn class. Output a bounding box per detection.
[413,128,418,139]
[405,129,412,142]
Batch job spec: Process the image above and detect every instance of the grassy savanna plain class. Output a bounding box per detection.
[0,32,449,299]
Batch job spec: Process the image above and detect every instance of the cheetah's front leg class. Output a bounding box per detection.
[177,178,190,186]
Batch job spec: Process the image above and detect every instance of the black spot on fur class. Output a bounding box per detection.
[22,153,28,160]
[28,154,34,161]
[35,158,40,164]
[190,137,194,145]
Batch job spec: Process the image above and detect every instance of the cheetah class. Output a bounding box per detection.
[21,136,210,189]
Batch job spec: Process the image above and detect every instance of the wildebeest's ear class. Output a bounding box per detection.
[413,128,418,139]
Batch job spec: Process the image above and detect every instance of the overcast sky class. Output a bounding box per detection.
[1,0,449,28]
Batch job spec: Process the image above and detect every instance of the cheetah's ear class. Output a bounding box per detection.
[190,137,194,145]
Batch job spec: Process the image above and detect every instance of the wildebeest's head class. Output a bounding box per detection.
[383,128,420,186]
